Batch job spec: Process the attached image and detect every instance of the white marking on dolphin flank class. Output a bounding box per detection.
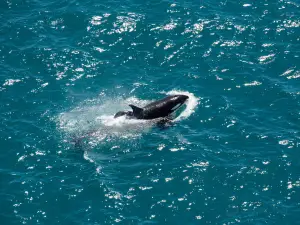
[172,103,182,111]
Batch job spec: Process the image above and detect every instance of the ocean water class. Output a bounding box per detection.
[0,0,300,224]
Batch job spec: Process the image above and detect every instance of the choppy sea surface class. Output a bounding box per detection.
[1,0,300,224]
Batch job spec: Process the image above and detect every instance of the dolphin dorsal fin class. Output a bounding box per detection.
[129,104,143,116]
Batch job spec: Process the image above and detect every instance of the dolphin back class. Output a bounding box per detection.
[141,95,188,119]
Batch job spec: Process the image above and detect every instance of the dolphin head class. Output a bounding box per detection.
[171,95,189,104]
[169,95,189,112]
[177,94,189,102]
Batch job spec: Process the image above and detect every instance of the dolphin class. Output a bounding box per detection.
[114,95,189,120]
[71,95,189,147]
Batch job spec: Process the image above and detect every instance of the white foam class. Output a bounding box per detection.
[98,115,148,127]
[56,96,153,147]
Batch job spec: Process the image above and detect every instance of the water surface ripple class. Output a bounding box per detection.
[0,0,299,224]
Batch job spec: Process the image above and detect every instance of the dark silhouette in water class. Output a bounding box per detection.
[114,94,189,120]
[72,95,189,148]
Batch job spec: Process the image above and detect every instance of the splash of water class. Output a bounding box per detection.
[56,90,199,147]
[165,90,199,121]
[56,96,152,147]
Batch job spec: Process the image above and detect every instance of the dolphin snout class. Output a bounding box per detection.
[178,94,189,102]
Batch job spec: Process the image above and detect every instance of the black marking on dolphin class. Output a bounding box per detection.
[114,94,189,120]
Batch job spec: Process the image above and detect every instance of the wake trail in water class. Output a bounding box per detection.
[55,90,199,148]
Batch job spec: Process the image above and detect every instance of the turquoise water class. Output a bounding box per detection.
[1,0,300,224]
